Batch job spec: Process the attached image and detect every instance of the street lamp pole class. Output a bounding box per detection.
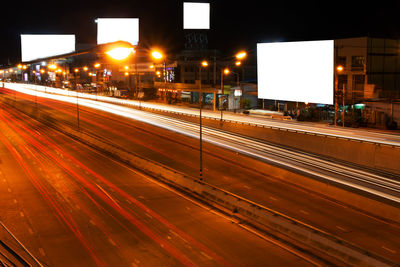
[199,60,208,180]
[199,64,203,180]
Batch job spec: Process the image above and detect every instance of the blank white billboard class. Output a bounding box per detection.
[21,34,75,62]
[257,40,334,105]
[97,18,139,45]
[183,2,210,29]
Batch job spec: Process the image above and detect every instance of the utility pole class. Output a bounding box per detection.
[199,65,203,180]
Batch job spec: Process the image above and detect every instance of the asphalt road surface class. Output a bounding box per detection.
[0,102,311,266]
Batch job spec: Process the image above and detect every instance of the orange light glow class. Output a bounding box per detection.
[106,47,135,60]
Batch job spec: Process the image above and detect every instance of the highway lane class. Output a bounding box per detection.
[7,86,398,203]
[2,87,400,263]
[0,103,312,266]
[5,82,400,146]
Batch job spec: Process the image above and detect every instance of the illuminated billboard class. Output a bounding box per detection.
[21,34,75,62]
[257,40,334,105]
[97,18,139,45]
[183,2,210,29]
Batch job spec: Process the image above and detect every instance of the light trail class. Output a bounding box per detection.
[3,83,400,204]
[4,82,400,147]
[0,113,105,266]
[3,105,232,267]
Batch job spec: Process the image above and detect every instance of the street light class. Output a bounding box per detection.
[106,47,135,60]
[219,68,231,120]
[151,50,167,102]
[199,60,208,180]
[335,65,344,126]
[235,51,247,60]
[223,68,241,113]
[151,50,163,60]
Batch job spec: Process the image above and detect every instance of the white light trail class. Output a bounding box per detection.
[3,83,400,204]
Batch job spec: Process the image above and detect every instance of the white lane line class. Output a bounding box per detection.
[200,251,213,260]
[269,196,278,201]
[336,226,347,232]
[382,245,397,254]
[299,210,310,215]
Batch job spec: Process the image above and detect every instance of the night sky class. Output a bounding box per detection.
[2,0,400,65]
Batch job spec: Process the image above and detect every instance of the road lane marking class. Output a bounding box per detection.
[19,212,24,217]
[39,248,46,256]
[7,188,11,193]
[13,199,18,204]
[200,251,213,260]
[243,185,251,189]
[299,210,310,215]
[28,228,34,234]
[169,230,188,243]
[336,226,347,232]
[269,196,278,201]
[382,245,397,254]
[108,238,117,246]
[89,220,96,226]
[95,183,120,209]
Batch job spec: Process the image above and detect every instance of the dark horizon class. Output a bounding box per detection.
[2,1,400,64]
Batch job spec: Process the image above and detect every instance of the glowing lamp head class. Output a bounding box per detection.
[151,50,163,60]
[94,63,101,68]
[235,61,241,66]
[224,68,230,75]
[236,51,247,60]
[337,65,344,72]
[106,47,135,60]
[201,60,208,67]
[48,64,57,70]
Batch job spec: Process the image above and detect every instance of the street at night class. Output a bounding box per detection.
[0,86,397,266]
[0,90,317,266]
[1,1,400,266]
